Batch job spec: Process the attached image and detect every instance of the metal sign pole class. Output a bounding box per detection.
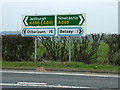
[69,36,72,62]
[34,37,37,63]
[34,13,38,63]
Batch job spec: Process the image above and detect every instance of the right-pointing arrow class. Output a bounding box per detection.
[79,29,82,34]
[79,15,85,26]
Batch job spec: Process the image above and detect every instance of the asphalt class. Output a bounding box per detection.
[1,70,119,89]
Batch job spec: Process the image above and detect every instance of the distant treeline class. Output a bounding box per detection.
[2,34,120,65]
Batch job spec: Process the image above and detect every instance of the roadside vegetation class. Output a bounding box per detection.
[2,34,120,71]
[1,61,119,72]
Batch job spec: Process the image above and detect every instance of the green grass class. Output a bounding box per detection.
[1,61,119,72]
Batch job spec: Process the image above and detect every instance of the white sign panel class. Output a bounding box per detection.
[58,27,84,36]
[22,28,56,36]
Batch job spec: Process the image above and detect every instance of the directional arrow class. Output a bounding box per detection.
[79,29,82,34]
[79,14,85,26]
[24,16,28,26]
[24,29,26,34]
[23,16,28,26]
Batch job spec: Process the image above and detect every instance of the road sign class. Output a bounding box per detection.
[23,15,55,26]
[57,14,85,26]
[58,27,84,36]
[22,14,86,62]
[22,28,56,36]
[22,14,86,36]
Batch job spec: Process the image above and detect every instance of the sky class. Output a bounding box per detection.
[0,0,119,34]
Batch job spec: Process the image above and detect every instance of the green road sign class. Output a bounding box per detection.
[57,14,85,26]
[23,15,55,26]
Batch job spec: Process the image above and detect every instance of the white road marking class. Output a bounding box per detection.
[17,82,47,85]
[0,83,20,86]
[0,82,98,89]
[1,70,119,78]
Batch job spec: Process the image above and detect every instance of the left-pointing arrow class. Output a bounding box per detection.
[24,16,28,26]
[24,29,26,34]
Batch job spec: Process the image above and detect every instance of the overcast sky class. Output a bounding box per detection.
[1,0,119,34]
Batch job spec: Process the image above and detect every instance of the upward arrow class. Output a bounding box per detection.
[79,15,85,26]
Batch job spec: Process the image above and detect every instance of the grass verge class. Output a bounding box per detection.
[1,61,119,72]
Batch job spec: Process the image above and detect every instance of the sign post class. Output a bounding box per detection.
[22,14,86,62]
[57,14,85,62]
[69,37,72,62]
[22,15,55,61]
[34,37,37,63]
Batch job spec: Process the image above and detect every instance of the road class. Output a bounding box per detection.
[1,70,119,89]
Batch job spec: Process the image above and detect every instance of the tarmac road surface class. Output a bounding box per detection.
[1,70,119,89]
